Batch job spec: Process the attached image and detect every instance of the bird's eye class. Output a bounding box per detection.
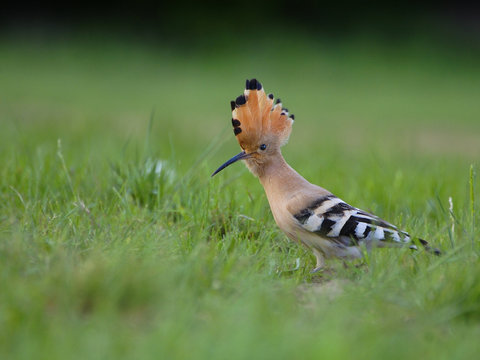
[259,144,267,151]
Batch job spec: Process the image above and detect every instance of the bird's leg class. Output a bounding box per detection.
[310,248,325,273]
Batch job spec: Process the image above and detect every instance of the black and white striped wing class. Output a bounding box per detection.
[293,195,415,248]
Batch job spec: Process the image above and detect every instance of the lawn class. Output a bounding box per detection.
[1,35,479,359]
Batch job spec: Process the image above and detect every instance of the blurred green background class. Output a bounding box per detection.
[1,3,480,359]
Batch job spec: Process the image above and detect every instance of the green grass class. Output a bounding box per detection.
[1,35,479,359]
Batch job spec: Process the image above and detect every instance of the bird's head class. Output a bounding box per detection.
[212,79,295,177]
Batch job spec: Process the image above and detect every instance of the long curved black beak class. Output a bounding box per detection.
[211,151,250,177]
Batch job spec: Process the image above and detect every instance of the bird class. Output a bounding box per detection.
[212,78,440,272]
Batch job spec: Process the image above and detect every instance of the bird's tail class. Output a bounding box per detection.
[410,238,441,255]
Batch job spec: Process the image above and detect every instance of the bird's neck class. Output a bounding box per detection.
[258,151,311,199]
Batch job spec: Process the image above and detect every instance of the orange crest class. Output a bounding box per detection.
[230,79,294,151]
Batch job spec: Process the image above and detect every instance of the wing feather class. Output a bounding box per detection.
[291,195,411,247]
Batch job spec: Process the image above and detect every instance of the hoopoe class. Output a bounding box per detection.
[212,79,440,272]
